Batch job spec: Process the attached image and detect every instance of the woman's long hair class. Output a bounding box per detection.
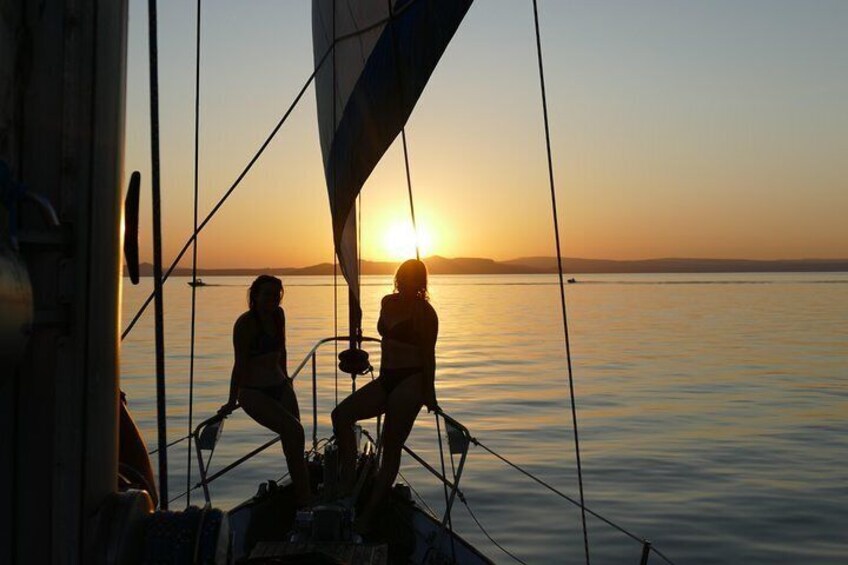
[394,259,428,300]
[248,275,284,335]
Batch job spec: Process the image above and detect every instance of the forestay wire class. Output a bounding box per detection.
[530,1,590,563]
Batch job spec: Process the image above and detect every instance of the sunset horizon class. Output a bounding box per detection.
[131,253,848,275]
[124,1,847,271]
[6,2,847,564]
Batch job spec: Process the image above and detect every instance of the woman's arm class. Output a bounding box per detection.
[223,315,251,411]
[377,294,392,336]
[278,307,289,378]
[418,302,439,354]
[420,303,439,411]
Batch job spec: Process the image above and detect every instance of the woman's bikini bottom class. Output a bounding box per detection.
[376,367,426,395]
[241,382,288,403]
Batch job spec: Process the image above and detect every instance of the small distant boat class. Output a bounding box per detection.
[188,278,208,287]
[567,277,577,284]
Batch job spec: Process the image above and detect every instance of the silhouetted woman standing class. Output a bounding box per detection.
[332,259,438,531]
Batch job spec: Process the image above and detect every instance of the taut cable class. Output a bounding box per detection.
[531,0,590,562]
[147,0,169,509]
[121,46,332,341]
[186,0,202,508]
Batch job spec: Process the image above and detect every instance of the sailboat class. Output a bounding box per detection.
[2,1,675,563]
[202,1,492,561]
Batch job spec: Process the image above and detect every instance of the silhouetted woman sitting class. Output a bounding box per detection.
[221,275,310,506]
[332,259,439,532]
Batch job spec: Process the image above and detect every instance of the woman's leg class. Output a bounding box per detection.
[276,381,311,504]
[356,374,424,530]
[239,385,310,505]
[331,379,387,494]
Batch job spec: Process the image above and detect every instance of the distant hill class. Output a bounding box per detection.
[132,256,848,277]
[424,256,534,274]
[505,257,848,274]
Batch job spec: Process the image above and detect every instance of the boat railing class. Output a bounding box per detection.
[192,336,369,502]
[191,335,469,517]
[188,335,673,564]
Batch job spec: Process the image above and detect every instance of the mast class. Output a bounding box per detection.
[0,0,129,562]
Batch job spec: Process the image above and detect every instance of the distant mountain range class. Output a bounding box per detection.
[131,255,848,277]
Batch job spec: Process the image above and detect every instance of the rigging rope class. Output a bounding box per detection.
[332,0,339,407]
[386,0,421,260]
[472,438,676,565]
[121,0,428,344]
[460,495,528,565]
[435,414,456,559]
[397,470,437,519]
[147,0,169,510]
[530,1,590,562]
[400,129,420,260]
[148,433,190,455]
[121,46,332,342]
[186,0,202,508]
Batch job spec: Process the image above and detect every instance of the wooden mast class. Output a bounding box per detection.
[0,0,129,562]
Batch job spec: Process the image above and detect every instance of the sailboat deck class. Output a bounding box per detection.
[249,540,388,564]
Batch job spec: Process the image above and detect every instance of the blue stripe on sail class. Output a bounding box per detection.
[325,0,473,279]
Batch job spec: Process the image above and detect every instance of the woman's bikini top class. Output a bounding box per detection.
[378,317,420,345]
[249,310,284,357]
[250,331,281,357]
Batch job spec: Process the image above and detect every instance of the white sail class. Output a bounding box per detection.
[312,0,473,302]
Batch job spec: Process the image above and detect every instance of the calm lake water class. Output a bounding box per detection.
[120,273,848,564]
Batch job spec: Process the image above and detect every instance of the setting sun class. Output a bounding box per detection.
[382,220,433,261]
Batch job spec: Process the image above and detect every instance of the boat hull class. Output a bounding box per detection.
[228,477,492,564]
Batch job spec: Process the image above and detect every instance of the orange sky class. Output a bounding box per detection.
[124,1,848,269]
